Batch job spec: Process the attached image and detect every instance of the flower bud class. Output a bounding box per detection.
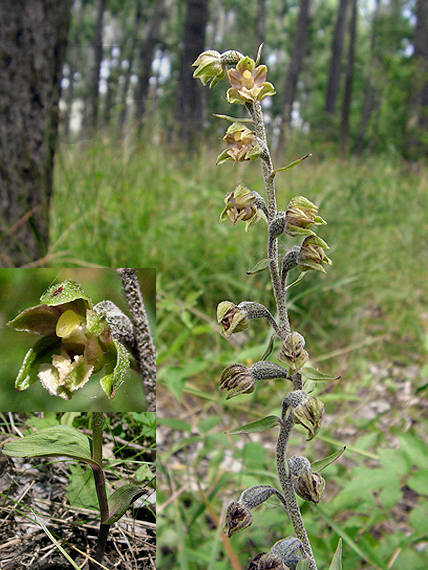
[285,196,326,237]
[293,396,325,441]
[219,363,255,399]
[279,332,309,371]
[294,467,325,503]
[217,301,249,336]
[224,501,253,537]
[192,50,226,87]
[248,553,287,570]
[220,49,244,65]
[287,456,311,477]
[239,485,278,509]
[216,123,262,165]
[283,390,308,409]
[298,235,332,273]
[270,537,304,570]
[281,247,300,274]
[227,56,276,104]
[219,184,259,230]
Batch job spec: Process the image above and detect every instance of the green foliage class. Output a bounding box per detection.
[66,463,100,510]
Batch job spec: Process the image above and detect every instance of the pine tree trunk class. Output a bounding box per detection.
[325,0,349,115]
[340,0,358,153]
[119,0,143,133]
[89,0,105,131]
[406,0,428,158]
[64,0,84,139]
[256,0,267,53]
[276,0,311,157]
[176,0,209,145]
[135,0,165,134]
[356,0,380,154]
[0,0,72,266]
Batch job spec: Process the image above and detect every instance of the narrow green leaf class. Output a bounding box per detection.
[285,272,307,291]
[105,484,144,525]
[260,334,276,361]
[246,258,272,275]
[301,366,341,382]
[212,113,253,124]
[33,512,81,570]
[40,280,92,308]
[312,446,346,472]
[255,42,264,65]
[228,415,280,435]
[2,425,96,467]
[328,538,342,570]
[274,153,311,174]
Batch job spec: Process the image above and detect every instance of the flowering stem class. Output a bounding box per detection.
[90,412,110,569]
[248,101,316,568]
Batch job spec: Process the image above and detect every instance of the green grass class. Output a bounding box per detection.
[51,138,428,569]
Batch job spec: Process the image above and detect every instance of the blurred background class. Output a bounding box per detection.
[0,268,155,411]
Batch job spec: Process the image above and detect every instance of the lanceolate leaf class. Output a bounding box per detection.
[328,538,342,570]
[212,113,253,124]
[312,446,346,473]
[228,415,280,435]
[260,333,276,361]
[301,367,341,382]
[246,258,272,275]
[1,425,97,467]
[105,484,144,525]
[274,153,311,174]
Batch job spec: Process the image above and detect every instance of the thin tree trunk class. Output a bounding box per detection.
[64,0,83,139]
[135,0,165,134]
[119,0,143,133]
[325,0,349,115]
[406,0,428,158]
[256,0,267,53]
[340,0,358,153]
[103,46,121,130]
[0,0,72,266]
[176,0,209,145]
[276,0,311,157]
[356,0,380,154]
[89,0,105,131]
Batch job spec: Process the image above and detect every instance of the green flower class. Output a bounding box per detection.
[219,184,259,231]
[216,123,262,165]
[219,363,255,399]
[227,56,276,104]
[285,196,326,237]
[216,301,249,336]
[192,50,226,87]
[298,235,332,273]
[8,280,130,400]
[293,396,325,441]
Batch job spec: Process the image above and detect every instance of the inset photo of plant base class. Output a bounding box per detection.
[0,412,156,569]
[0,268,155,412]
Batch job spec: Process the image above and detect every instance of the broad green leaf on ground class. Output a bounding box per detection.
[1,425,96,466]
[65,463,99,510]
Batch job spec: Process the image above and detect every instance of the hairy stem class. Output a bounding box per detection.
[90,412,110,570]
[276,402,317,569]
[247,101,291,338]
[117,268,156,412]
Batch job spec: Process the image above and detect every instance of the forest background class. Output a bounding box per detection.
[0,0,427,569]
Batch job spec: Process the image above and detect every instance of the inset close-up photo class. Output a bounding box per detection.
[0,268,155,412]
[0,412,155,569]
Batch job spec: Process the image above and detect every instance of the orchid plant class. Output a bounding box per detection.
[193,46,344,570]
[1,412,151,568]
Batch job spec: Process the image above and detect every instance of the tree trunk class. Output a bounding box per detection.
[89,0,105,131]
[119,0,143,133]
[256,0,267,54]
[276,0,311,157]
[176,0,209,145]
[0,0,72,266]
[135,0,165,134]
[340,0,358,153]
[64,0,84,139]
[103,46,121,131]
[356,0,380,154]
[325,0,349,115]
[406,0,428,158]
